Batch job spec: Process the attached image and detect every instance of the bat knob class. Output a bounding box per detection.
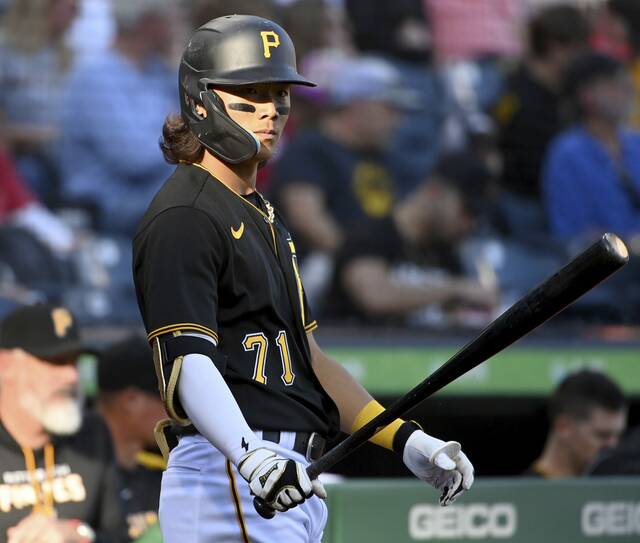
[602,233,629,262]
[253,497,277,519]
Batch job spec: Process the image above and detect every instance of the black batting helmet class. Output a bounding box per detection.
[179,15,315,164]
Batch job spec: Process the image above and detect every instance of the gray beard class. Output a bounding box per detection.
[41,398,83,435]
[20,392,84,436]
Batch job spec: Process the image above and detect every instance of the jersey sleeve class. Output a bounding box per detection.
[133,206,224,344]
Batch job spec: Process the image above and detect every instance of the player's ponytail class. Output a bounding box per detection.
[159,113,205,165]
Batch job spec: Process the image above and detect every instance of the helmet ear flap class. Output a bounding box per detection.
[196,90,260,164]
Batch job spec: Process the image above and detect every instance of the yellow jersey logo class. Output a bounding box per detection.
[260,31,280,58]
[231,222,245,240]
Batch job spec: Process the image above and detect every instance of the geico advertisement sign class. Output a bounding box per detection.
[409,503,517,539]
[582,502,640,537]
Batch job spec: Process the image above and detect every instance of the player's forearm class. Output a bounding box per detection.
[310,346,373,433]
[309,332,413,450]
[178,353,262,464]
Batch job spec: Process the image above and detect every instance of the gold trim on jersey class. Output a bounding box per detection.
[147,323,219,343]
[304,320,318,333]
[287,237,306,327]
[188,162,279,256]
[226,460,251,543]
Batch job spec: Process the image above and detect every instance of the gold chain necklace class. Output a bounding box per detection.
[256,192,275,224]
[188,162,275,224]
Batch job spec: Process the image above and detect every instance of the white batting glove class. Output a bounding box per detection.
[237,448,326,512]
[401,428,474,506]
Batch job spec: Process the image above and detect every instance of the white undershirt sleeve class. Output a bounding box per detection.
[177,349,264,466]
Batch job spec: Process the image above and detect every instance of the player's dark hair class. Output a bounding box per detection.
[159,114,205,165]
[528,5,590,58]
[548,369,626,422]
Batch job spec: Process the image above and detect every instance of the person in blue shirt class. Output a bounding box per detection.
[58,0,176,235]
[542,52,640,242]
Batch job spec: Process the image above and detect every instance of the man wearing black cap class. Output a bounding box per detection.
[0,304,126,542]
[97,335,166,541]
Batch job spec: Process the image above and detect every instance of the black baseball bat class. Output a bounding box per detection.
[255,233,629,518]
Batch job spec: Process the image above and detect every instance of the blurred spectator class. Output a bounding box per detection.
[190,0,277,30]
[66,0,116,65]
[599,0,640,127]
[0,304,126,541]
[324,154,498,325]
[589,424,640,475]
[271,56,411,261]
[345,0,432,63]
[59,0,176,235]
[590,0,635,62]
[0,144,78,308]
[0,0,79,204]
[346,0,448,192]
[0,149,37,223]
[283,0,354,61]
[542,52,640,241]
[290,48,356,142]
[525,369,627,478]
[426,0,522,62]
[493,4,589,237]
[97,335,165,541]
[0,147,75,255]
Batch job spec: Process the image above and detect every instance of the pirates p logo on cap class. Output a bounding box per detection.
[51,308,73,338]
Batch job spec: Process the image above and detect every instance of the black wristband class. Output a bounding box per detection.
[392,421,421,454]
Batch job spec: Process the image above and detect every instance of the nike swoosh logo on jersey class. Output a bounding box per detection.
[231,222,245,239]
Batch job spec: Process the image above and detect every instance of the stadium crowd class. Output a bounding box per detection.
[1,0,640,541]
[1,0,640,327]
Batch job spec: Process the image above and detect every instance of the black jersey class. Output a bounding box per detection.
[0,414,127,542]
[133,163,339,437]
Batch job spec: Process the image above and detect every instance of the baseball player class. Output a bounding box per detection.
[132,15,474,543]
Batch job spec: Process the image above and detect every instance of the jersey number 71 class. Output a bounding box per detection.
[243,331,295,386]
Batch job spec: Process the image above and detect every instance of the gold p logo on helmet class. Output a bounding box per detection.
[260,31,280,58]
